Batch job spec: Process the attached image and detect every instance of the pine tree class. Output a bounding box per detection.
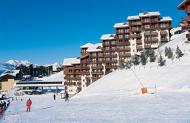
[131,54,140,65]
[158,55,166,66]
[167,47,173,59]
[140,52,147,65]
[176,46,184,59]
[145,49,150,57]
[149,49,156,62]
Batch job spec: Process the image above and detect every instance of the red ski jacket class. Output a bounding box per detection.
[26,99,32,107]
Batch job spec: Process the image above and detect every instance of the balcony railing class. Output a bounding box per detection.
[185,6,190,12]
[119,53,131,57]
[136,40,142,44]
[161,38,169,42]
[142,19,159,24]
[160,25,172,29]
[117,41,130,46]
[130,28,141,32]
[144,38,159,43]
[144,45,151,49]
[160,31,168,35]
[130,34,142,38]
[182,25,190,30]
[117,47,131,51]
[186,33,190,38]
[144,32,158,36]
[130,22,142,26]
[136,46,143,50]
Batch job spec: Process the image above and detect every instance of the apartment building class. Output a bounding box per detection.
[178,0,190,43]
[63,12,172,95]
[63,58,81,95]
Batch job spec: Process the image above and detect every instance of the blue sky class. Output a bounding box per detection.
[0,0,185,65]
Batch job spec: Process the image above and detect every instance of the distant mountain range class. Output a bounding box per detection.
[6,60,31,67]
[0,60,32,75]
[0,62,16,75]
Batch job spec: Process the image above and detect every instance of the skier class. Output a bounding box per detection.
[65,91,69,102]
[26,98,32,112]
[53,93,56,100]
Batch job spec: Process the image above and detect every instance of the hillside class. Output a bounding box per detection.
[2,32,190,123]
[0,62,15,75]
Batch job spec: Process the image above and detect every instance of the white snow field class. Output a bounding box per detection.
[34,71,64,81]
[2,32,190,123]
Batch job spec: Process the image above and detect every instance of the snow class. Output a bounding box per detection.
[34,71,64,81]
[114,22,129,28]
[2,30,190,123]
[139,11,160,17]
[80,43,94,48]
[100,34,116,40]
[128,12,160,20]
[63,58,80,66]
[170,26,182,35]
[86,43,102,52]
[160,17,172,22]
[127,15,140,20]
[7,60,31,67]
[0,70,20,77]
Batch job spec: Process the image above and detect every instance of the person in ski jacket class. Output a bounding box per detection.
[65,91,69,102]
[26,98,32,112]
[53,93,56,100]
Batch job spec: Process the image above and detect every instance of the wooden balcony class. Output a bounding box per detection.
[186,33,190,38]
[185,6,190,12]
[116,30,130,34]
[103,43,110,46]
[130,22,142,26]
[91,66,103,69]
[143,26,159,30]
[182,25,190,30]
[105,65,118,69]
[91,71,104,74]
[144,38,159,43]
[117,47,131,51]
[130,34,142,38]
[144,45,151,49]
[182,16,190,22]
[160,25,172,29]
[144,32,158,36]
[119,53,131,57]
[136,40,142,44]
[142,19,159,24]
[104,53,117,57]
[130,28,141,32]
[160,31,168,35]
[136,46,143,50]
[117,41,130,46]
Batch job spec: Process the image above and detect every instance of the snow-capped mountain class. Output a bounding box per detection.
[6,60,32,67]
[0,62,15,75]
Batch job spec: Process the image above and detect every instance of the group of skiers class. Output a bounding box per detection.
[0,94,11,115]
[53,91,69,101]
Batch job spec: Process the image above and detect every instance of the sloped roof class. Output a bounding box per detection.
[86,43,102,52]
[114,22,129,28]
[127,15,140,20]
[160,17,172,22]
[139,12,160,17]
[81,43,94,48]
[100,34,116,40]
[63,58,80,66]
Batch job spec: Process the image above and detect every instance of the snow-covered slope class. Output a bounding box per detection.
[34,71,64,81]
[0,62,15,75]
[3,31,190,123]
